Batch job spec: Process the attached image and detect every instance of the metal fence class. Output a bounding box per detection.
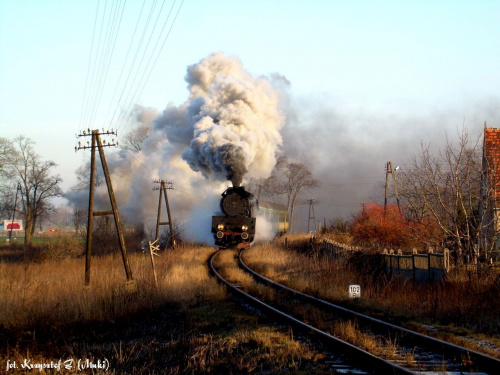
[381,248,450,282]
[320,239,451,282]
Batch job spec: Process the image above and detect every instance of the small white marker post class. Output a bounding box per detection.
[348,284,361,299]
[149,240,160,288]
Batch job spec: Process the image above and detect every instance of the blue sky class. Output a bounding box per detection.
[1,0,500,219]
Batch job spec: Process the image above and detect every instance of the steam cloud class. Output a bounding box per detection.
[67,52,287,240]
[174,53,285,186]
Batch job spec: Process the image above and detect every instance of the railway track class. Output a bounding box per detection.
[209,248,500,374]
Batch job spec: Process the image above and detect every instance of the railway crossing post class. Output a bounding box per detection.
[153,179,175,249]
[148,239,160,288]
[76,129,134,288]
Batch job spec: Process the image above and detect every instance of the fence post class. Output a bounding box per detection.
[412,253,416,281]
[444,248,450,271]
[428,253,432,282]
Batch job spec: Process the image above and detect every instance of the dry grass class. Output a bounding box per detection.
[181,326,319,374]
[214,249,276,302]
[0,242,334,374]
[332,320,397,358]
[0,244,225,331]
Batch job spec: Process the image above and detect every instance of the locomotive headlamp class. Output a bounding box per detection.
[241,232,249,240]
[241,225,248,231]
[217,224,225,230]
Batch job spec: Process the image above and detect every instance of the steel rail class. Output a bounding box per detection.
[239,248,500,374]
[209,250,416,375]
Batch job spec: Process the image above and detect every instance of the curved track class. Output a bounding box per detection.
[210,249,415,375]
[238,247,500,374]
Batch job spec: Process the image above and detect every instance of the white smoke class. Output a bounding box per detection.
[254,213,275,243]
[67,52,287,242]
[171,52,286,187]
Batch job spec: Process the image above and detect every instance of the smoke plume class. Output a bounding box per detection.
[169,52,285,186]
[280,95,500,231]
[67,53,287,241]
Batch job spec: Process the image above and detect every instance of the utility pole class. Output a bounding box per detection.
[384,161,401,213]
[307,198,317,233]
[76,129,134,288]
[8,183,21,241]
[153,179,175,248]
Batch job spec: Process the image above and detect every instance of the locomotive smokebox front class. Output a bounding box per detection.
[220,186,253,217]
[212,186,256,249]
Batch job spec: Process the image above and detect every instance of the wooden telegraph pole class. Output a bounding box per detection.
[307,198,317,233]
[8,183,21,241]
[384,161,401,213]
[153,179,175,248]
[76,129,134,288]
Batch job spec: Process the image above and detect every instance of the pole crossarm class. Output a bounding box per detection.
[75,129,119,152]
[93,210,114,216]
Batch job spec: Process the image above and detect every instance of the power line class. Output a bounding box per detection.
[106,0,161,133]
[75,0,186,206]
[101,0,148,131]
[115,0,183,136]
[87,0,128,131]
[82,0,110,131]
[78,0,185,139]
[79,0,101,132]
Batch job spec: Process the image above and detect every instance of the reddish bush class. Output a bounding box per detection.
[407,215,443,246]
[351,203,403,247]
[351,202,443,248]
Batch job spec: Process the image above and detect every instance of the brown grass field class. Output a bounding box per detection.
[0,240,333,374]
[1,234,499,374]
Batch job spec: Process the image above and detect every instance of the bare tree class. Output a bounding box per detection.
[0,138,16,218]
[261,156,320,232]
[0,187,14,220]
[398,127,487,264]
[0,137,15,176]
[72,160,103,191]
[6,136,63,245]
[72,206,88,237]
[121,125,150,152]
[120,105,155,152]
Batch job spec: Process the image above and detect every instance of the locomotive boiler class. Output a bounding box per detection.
[211,186,256,248]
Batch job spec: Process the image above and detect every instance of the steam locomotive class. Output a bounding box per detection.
[211,186,256,248]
